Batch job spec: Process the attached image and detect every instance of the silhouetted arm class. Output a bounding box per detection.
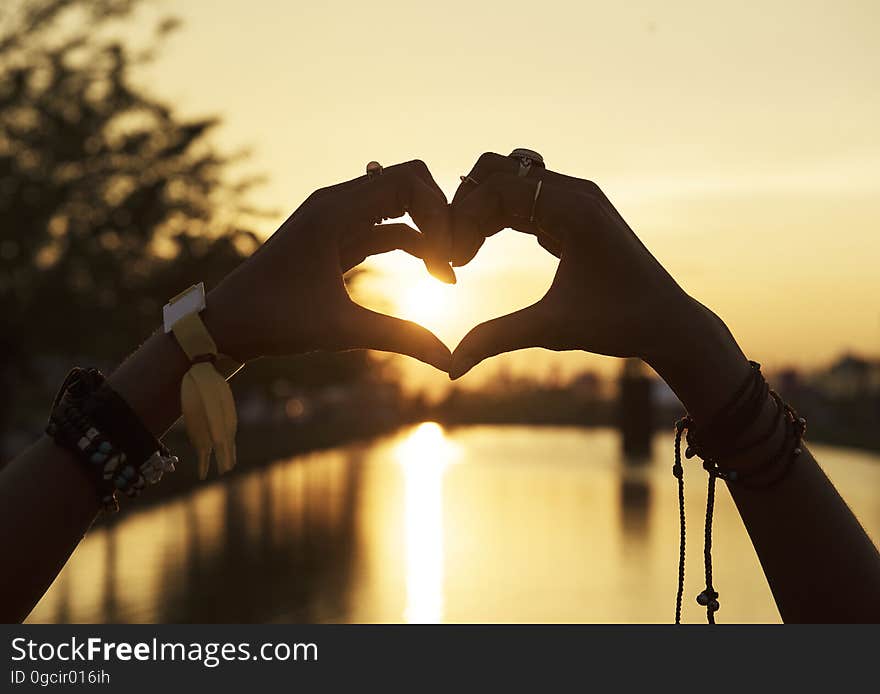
[655,300,880,623]
[448,152,880,623]
[0,161,453,623]
[0,328,191,623]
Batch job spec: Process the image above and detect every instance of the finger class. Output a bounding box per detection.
[406,164,457,282]
[451,171,570,266]
[350,160,456,284]
[451,152,519,204]
[449,302,548,380]
[449,153,519,264]
[455,151,590,200]
[536,232,562,259]
[340,303,452,372]
[407,159,448,210]
[339,223,427,272]
[451,152,596,265]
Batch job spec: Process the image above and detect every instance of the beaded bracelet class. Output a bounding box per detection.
[671,361,806,624]
[46,368,178,512]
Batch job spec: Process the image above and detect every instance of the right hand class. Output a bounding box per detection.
[447,152,704,379]
[204,159,455,371]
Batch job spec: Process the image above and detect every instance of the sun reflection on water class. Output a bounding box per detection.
[393,422,462,623]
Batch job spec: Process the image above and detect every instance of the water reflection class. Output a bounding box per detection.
[395,422,461,623]
[619,473,652,546]
[26,426,880,624]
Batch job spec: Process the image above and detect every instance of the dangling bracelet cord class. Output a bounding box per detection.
[672,361,807,623]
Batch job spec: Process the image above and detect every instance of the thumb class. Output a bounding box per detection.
[341,303,452,372]
[450,302,547,380]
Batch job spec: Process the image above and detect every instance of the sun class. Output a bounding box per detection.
[396,275,455,329]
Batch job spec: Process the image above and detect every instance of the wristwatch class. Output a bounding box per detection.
[163,282,243,379]
[163,281,240,478]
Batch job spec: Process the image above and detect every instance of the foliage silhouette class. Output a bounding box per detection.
[0,0,371,443]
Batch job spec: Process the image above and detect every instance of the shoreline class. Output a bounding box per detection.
[96,417,880,528]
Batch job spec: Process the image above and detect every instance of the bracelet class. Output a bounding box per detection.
[712,394,806,486]
[671,361,807,624]
[46,368,178,512]
[684,361,767,461]
[726,390,784,458]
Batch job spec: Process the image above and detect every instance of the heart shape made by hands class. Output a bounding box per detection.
[346,150,685,383]
[355,231,559,374]
[355,232,558,356]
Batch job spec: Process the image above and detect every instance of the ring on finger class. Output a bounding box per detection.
[530,180,543,223]
[509,148,545,177]
[366,161,383,179]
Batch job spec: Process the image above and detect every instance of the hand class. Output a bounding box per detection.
[447,152,706,379]
[203,160,455,371]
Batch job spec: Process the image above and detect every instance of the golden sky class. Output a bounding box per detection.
[134,0,879,391]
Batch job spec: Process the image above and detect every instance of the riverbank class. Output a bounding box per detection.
[101,408,879,528]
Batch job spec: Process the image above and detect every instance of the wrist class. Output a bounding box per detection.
[107,330,192,437]
[203,286,252,364]
[647,296,752,423]
[107,286,247,439]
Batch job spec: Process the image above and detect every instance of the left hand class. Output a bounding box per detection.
[446,152,700,379]
[203,160,455,371]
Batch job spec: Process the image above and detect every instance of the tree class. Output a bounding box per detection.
[0,1,382,452]
[0,0,262,443]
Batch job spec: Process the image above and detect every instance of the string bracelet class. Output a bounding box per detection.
[672,361,806,623]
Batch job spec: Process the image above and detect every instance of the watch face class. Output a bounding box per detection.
[163,282,206,333]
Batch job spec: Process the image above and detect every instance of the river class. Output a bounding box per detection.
[26,424,880,624]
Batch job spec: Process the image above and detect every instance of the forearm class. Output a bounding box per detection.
[650,297,880,622]
[728,445,880,622]
[0,330,187,622]
[0,301,235,622]
[0,437,101,623]
[1,160,454,624]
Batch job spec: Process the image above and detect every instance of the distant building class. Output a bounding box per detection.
[814,354,880,398]
[775,368,802,394]
[571,372,601,400]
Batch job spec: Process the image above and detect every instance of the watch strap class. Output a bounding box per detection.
[166,287,238,479]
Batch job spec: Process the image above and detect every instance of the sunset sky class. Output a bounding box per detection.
[131,0,879,391]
